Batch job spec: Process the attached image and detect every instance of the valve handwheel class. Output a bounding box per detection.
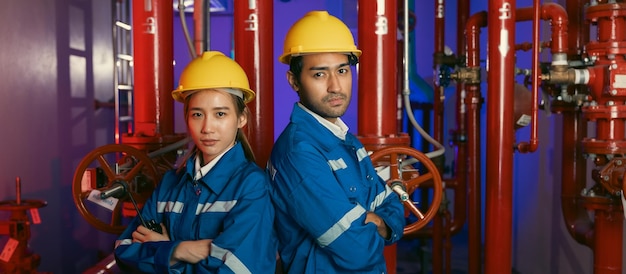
[72,144,160,234]
[369,146,443,235]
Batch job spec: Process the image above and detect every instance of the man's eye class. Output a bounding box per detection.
[216,112,226,117]
[314,72,324,77]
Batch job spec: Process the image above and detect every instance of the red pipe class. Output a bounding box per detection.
[518,1,540,154]
[431,0,445,270]
[233,0,274,167]
[357,0,401,143]
[582,2,626,273]
[554,0,594,251]
[192,0,207,56]
[432,208,443,274]
[465,11,486,274]
[485,0,515,273]
[515,4,569,54]
[559,108,594,247]
[591,203,623,273]
[515,3,569,153]
[357,1,407,273]
[131,0,174,138]
[566,0,590,59]
[433,0,445,142]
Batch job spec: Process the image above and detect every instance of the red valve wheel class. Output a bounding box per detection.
[72,144,160,234]
[0,200,47,211]
[370,146,443,235]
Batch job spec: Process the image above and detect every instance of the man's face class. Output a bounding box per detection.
[288,53,353,123]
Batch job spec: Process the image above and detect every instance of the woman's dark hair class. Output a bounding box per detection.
[288,53,359,84]
[176,89,255,174]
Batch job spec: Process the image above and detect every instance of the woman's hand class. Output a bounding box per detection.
[132,224,170,243]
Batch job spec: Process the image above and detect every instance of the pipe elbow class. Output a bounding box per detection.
[465,11,488,67]
[541,3,569,53]
[516,140,538,153]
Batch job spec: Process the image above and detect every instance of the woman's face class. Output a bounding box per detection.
[186,89,246,164]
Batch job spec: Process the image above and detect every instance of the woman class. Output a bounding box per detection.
[114,51,277,273]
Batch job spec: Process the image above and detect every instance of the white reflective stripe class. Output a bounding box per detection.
[157,201,184,213]
[317,204,366,247]
[369,184,394,211]
[267,161,277,180]
[210,243,251,274]
[356,147,369,162]
[328,158,348,171]
[196,200,238,214]
[115,239,132,247]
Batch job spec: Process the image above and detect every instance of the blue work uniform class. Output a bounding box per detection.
[115,143,277,273]
[267,103,405,273]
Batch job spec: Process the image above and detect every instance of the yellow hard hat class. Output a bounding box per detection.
[172,51,255,103]
[279,10,362,64]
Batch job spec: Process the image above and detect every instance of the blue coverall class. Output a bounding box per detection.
[115,143,277,273]
[267,103,406,274]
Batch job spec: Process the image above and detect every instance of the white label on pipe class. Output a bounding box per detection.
[516,114,532,127]
[613,75,626,88]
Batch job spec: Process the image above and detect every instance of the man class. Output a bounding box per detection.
[267,10,405,273]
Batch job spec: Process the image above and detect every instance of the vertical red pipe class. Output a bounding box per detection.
[560,109,594,247]
[132,0,174,137]
[431,1,445,271]
[432,211,443,274]
[466,11,487,274]
[593,209,623,273]
[459,3,486,274]
[357,1,400,273]
[485,0,515,273]
[433,0,445,142]
[193,0,206,55]
[358,0,398,138]
[566,0,589,59]
[516,0,540,153]
[234,0,274,167]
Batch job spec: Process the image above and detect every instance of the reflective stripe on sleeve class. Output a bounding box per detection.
[356,147,369,162]
[210,243,251,274]
[115,239,132,247]
[369,184,394,211]
[317,204,366,247]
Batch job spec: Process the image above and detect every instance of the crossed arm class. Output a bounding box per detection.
[131,224,212,265]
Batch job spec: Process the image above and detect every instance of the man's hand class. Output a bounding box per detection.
[132,224,170,243]
[364,212,391,239]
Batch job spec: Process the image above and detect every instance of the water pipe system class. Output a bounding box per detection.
[73,0,626,273]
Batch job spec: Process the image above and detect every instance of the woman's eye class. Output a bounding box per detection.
[216,112,226,117]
